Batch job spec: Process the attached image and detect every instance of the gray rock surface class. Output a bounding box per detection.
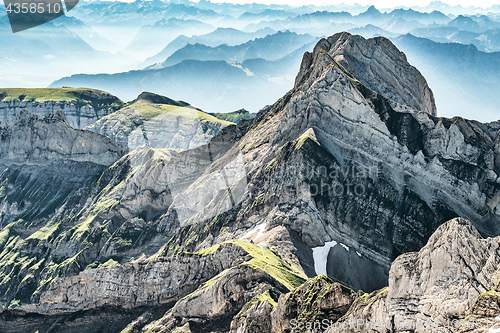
[0,88,124,129]
[0,109,126,166]
[86,99,233,150]
[163,32,500,294]
[296,32,437,115]
[1,32,499,333]
[18,242,248,315]
[328,218,500,333]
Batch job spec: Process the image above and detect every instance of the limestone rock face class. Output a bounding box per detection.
[19,242,248,315]
[87,95,233,150]
[296,32,437,115]
[0,109,127,166]
[328,218,500,333]
[0,88,124,129]
[0,109,127,226]
[162,32,500,294]
[1,32,500,333]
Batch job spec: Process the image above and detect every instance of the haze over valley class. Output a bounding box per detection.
[2,0,500,120]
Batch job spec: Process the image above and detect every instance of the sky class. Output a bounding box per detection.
[206,0,498,8]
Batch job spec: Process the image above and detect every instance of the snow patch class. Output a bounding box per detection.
[339,243,349,251]
[239,222,267,242]
[356,251,362,257]
[312,240,337,277]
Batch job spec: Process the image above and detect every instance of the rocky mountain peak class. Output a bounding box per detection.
[12,108,40,125]
[43,109,69,124]
[295,31,437,115]
[131,91,190,107]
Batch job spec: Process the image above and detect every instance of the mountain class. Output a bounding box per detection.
[87,92,233,149]
[409,26,500,52]
[150,31,318,69]
[123,18,215,58]
[0,109,127,231]
[237,8,297,22]
[392,34,500,121]
[50,46,311,113]
[354,7,449,32]
[0,17,126,87]
[386,8,450,25]
[70,1,221,27]
[448,15,483,32]
[209,109,256,123]
[348,24,397,38]
[52,15,117,52]
[140,27,276,68]
[0,88,124,128]
[475,15,500,30]
[5,32,500,332]
[409,26,480,44]
[475,28,500,52]
[326,218,500,332]
[382,17,425,34]
[243,11,355,35]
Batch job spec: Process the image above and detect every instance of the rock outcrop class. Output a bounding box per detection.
[0,109,127,226]
[161,31,500,293]
[87,92,233,149]
[0,88,124,129]
[327,218,500,333]
[0,109,126,166]
[296,32,437,115]
[1,32,499,333]
[18,242,248,315]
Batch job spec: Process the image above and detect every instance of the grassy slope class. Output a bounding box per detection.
[197,239,306,291]
[210,109,256,123]
[0,87,119,103]
[97,102,235,126]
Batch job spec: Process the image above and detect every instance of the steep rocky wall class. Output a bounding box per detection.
[327,218,500,333]
[0,88,124,129]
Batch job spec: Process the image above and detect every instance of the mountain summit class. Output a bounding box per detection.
[1,32,500,332]
[295,32,437,115]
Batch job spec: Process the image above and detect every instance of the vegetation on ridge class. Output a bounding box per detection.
[0,87,123,105]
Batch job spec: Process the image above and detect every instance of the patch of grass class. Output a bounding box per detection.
[294,130,320,151]
[26,220,62,242]
[99,259,119,268]
[7,299,20,309]
[196,243,222,257]
[193,240,305,293]
[237,289,277,318]
[71,198,118,240]
[210,109,255,123]
[0,225,12,247]
[229,240,306,290]
[0,87,117,103]
[114,237,133,251]
[100,102,233,126]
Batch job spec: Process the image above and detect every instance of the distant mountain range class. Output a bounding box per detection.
[0,15,130,87]
[393,34,500,121]
[3,0,500,121]
[147,30,317,69]
[124,18,216,59]
[50,31,317,113]
[50,55,304,112]
[140,27,276,68]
